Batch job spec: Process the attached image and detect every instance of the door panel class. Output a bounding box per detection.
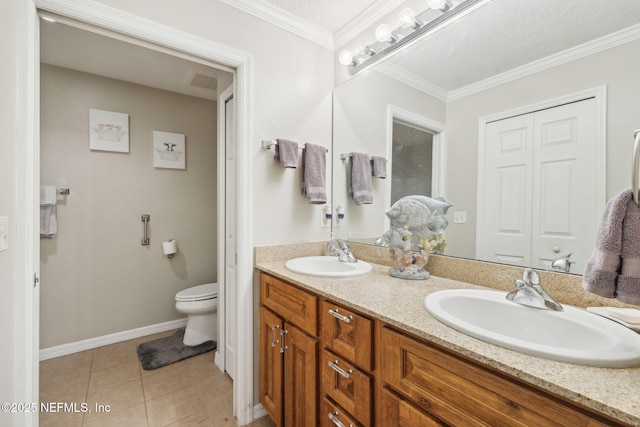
[480,98,597,273]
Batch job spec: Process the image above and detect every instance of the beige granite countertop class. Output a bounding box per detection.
[255,245,640,426]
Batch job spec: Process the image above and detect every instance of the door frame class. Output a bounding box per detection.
[19,0,255,424]
[386,104,447,207]
[475,86,607,260]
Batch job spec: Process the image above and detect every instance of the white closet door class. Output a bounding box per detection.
[531,99,596,272]
[479,98,597,272]
[481,114,534,266]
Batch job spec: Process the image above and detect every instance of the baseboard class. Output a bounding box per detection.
[253,403,267,420]
[39,318,188,361]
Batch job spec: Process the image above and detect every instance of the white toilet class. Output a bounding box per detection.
[175,282,218,346]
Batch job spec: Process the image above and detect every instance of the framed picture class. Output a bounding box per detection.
[89,109,129,152]
[153,131,186,169]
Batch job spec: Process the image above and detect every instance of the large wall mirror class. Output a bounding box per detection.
[331,0,640,275]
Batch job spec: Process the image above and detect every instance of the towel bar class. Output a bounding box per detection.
[633,129,640,205]
[57,188,70,195]
[262,139,327,152]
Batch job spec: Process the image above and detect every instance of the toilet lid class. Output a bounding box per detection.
[175,283,218,301]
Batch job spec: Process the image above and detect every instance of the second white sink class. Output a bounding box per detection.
[285,256,371,277]
[425,289,640,367]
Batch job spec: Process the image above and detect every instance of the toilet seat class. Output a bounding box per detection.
[175,283,218,302]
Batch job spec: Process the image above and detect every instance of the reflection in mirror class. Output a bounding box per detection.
[391,121,434,203]
[331,0,640,275]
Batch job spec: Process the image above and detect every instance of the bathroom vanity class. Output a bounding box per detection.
[256,249,640,427]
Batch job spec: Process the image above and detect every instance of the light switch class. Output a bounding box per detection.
[453,211,467,224]
[0,216,8,252]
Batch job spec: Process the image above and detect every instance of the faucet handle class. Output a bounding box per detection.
[522,268,539,286]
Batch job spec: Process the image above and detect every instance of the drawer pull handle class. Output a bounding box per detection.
[328,309,353,323]
[328,360,352,378]
[270,324,280,347]
[328,411,353,427]
[280,329,288,354]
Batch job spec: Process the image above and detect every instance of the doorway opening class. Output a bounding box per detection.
[22,3,255,424]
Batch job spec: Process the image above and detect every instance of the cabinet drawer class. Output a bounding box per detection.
[380,326,615,427]
[321,300,373,371]
[261,273,317,335]
[320,396,362,427]
[379,387,446,427]
[321,349,372,426]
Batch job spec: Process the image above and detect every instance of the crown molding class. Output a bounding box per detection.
[376,62,449,102]
[447,22,640,102]
[374,22,640,103]
[333,0,406,50]
[220,0,334,49]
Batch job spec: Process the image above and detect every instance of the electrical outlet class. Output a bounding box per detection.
[453,211,467,224]
[0,216,8,252]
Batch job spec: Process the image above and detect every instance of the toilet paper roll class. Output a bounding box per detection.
[162,239,178,255]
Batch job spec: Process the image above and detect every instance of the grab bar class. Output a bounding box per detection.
[633,130,640,205]
[141,214,150,245]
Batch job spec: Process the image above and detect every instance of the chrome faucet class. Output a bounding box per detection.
[327,239,357,263]
[551,253,573,273]
[506,268,563,311]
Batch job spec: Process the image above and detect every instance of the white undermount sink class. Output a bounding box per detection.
[285,256,372,277]
[425,289,640,367]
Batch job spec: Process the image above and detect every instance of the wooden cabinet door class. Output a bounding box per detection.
[260,307,284,427]
[283,322,318,427]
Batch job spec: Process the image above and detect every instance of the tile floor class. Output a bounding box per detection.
[39,329,275,427]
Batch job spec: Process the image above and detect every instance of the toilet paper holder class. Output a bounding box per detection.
[163,239,178,258]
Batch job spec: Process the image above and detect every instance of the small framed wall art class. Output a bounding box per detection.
[153,131,186,169]
[89,108,130,152]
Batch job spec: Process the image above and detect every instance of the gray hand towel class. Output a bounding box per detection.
[371,156,387,179]
[348,152,373,205]
[582,189,640,305]
[274,139,299,168]
[300,143,327,204]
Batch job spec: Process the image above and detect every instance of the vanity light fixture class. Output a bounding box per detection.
[340,0,491,75]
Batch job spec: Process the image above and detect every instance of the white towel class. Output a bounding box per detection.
[40,185,57,205]
[40,185,58,237]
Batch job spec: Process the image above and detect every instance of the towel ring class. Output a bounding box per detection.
[633,129,640,205]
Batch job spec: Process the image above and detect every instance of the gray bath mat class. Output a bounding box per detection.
[137,329,216,370]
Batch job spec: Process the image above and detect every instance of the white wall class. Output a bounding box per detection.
[444,39,640,258]
[0,1,19,424]
[40,64,219,348]
[93,0,335,246]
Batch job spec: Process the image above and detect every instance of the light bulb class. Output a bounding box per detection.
[375,24,393,43]
[339,50,353,66]
[398,8,418,28]
[428,0,451,11]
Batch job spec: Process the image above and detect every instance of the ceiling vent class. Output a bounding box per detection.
[189,72,217,91]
